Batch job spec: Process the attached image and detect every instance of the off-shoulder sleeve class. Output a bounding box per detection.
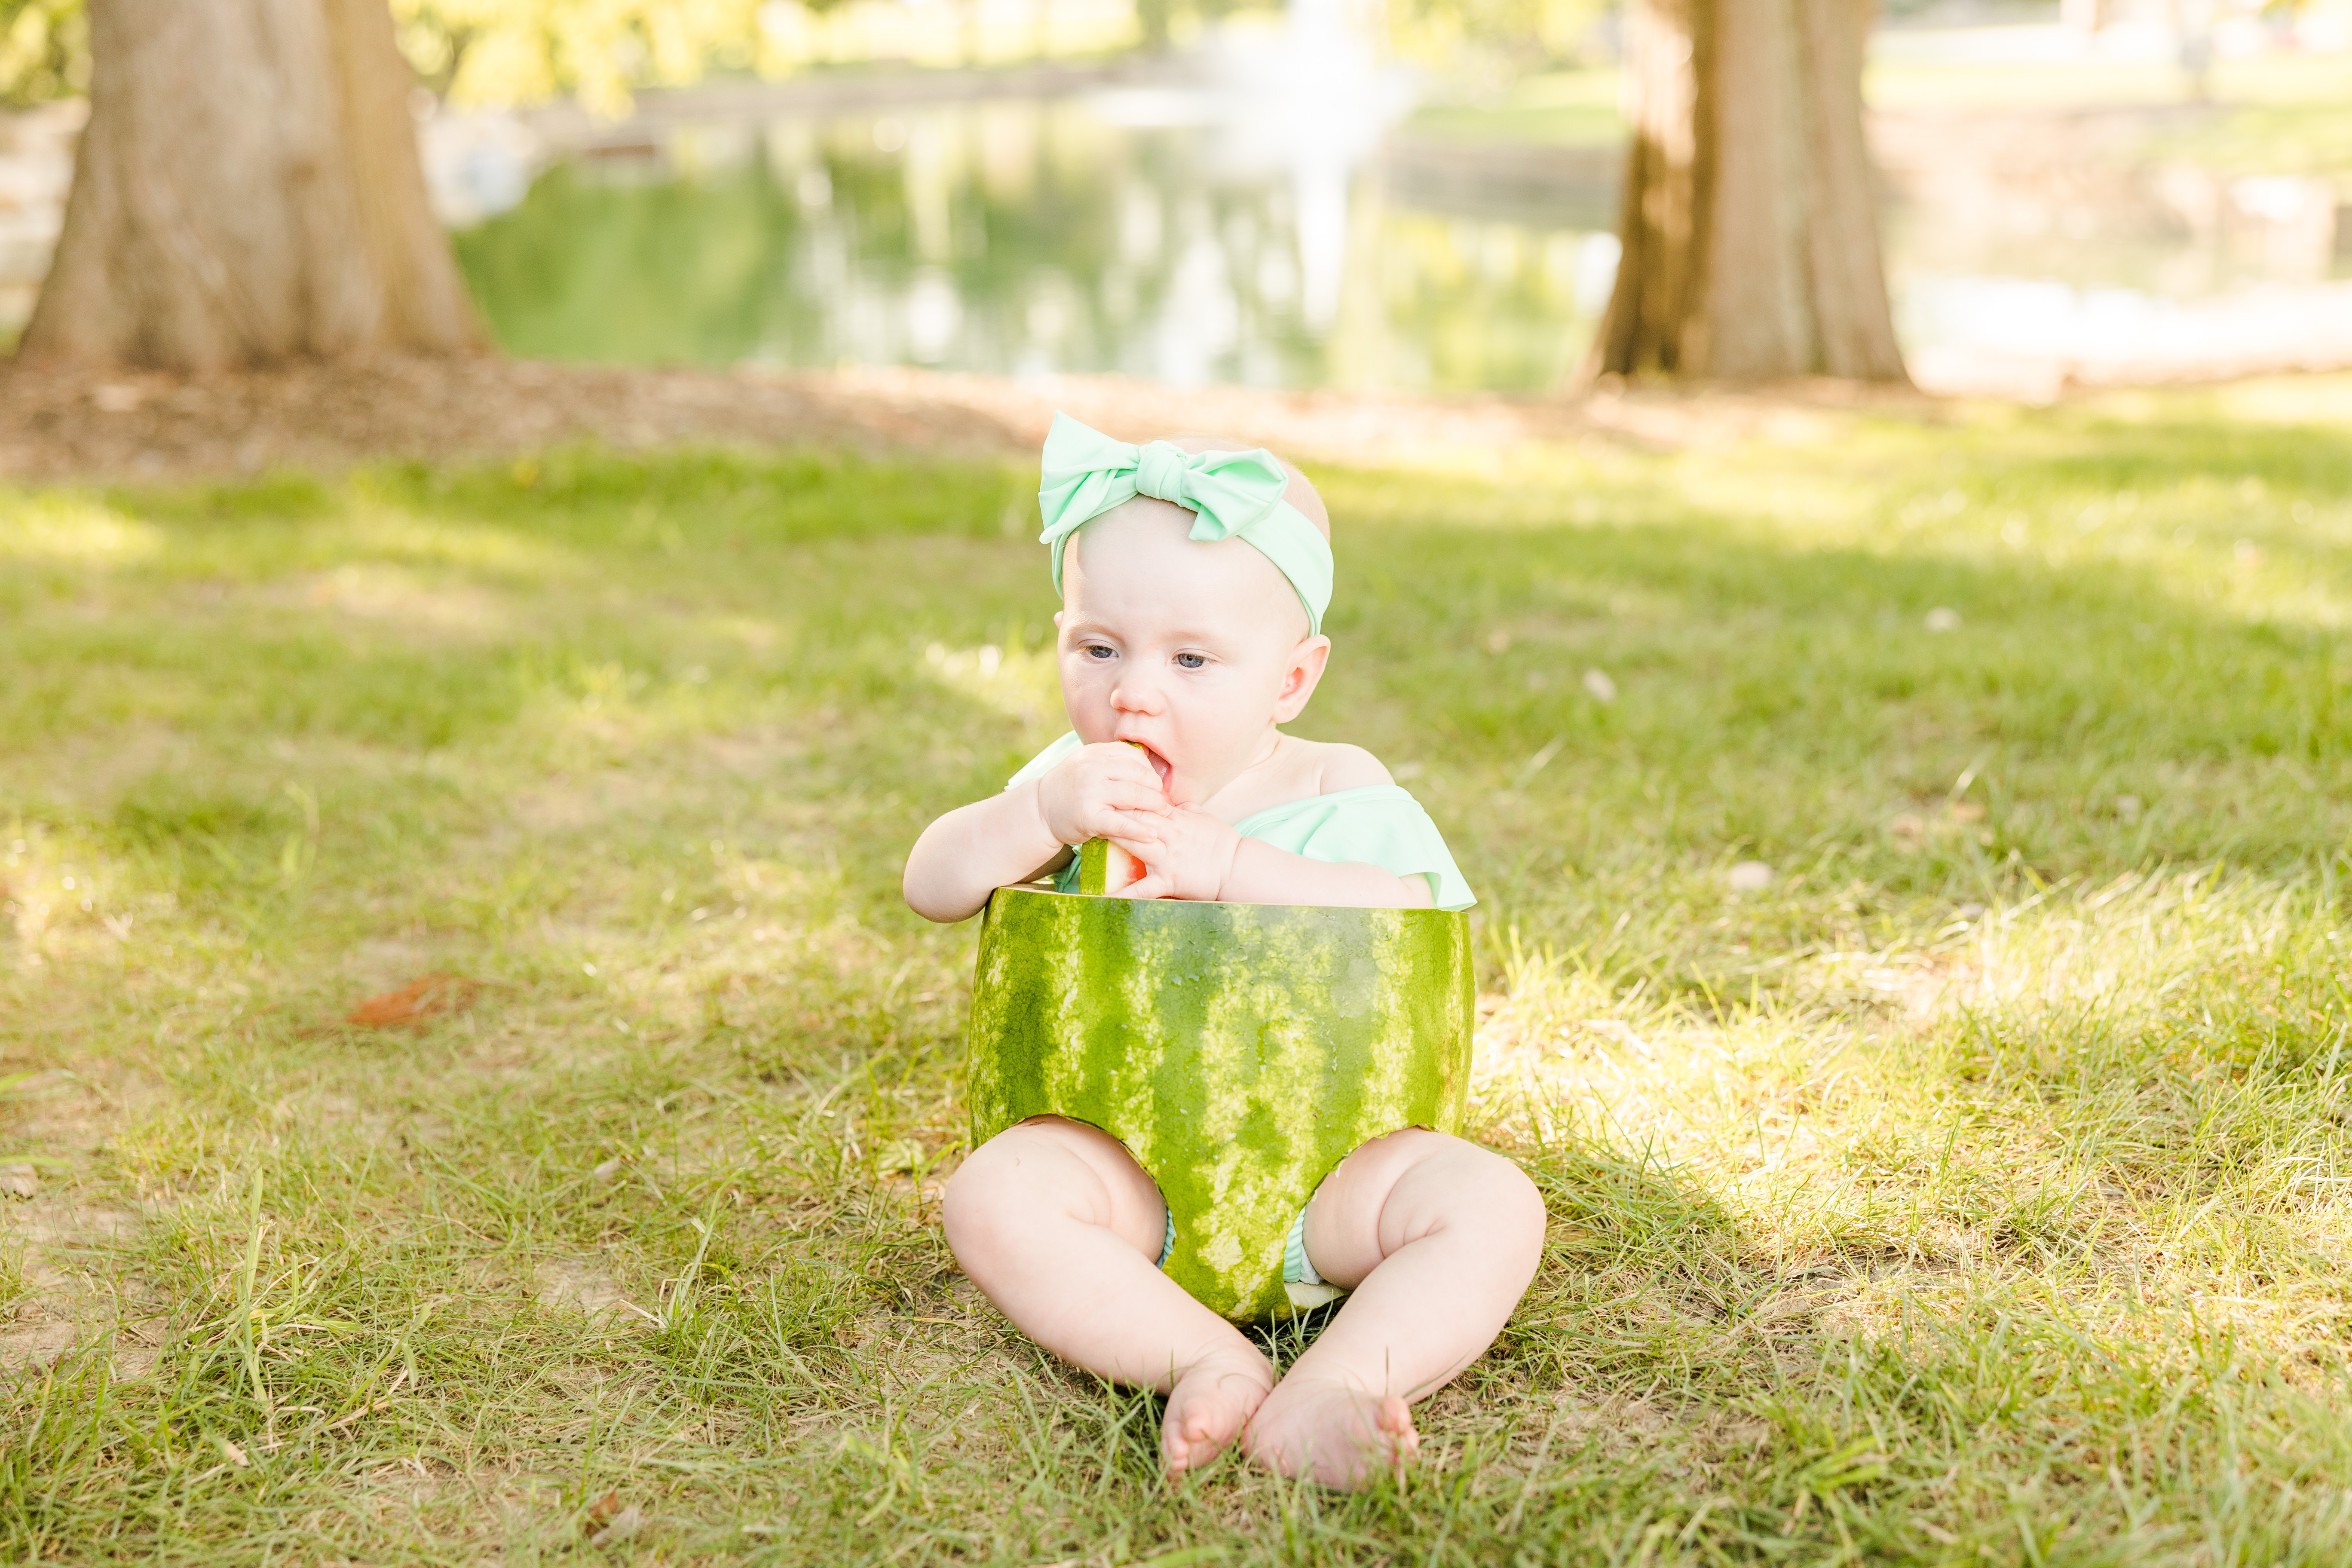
[1004,731,1083,792]
[1242,787,1477,911]
[1003,732,1086,894]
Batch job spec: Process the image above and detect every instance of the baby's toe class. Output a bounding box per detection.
[1161,1363,1267,1476]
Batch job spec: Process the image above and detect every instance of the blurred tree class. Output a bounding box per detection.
[1588,0,1906,383]
[0,0,85,104]
[20,0,483,369]
[0,0,816,111]
[391,0,777,115]
[10,0,793,369]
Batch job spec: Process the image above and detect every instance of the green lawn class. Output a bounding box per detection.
[1407,51,2352,178]
[5,379,2352,1564]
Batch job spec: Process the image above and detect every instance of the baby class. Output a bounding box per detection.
[904,415,1545,1487]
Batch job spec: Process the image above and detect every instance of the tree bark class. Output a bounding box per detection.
[1588,0,1906,384]
[20,0,484,371]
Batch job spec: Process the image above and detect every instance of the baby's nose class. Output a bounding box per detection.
[1110,679,1165,715]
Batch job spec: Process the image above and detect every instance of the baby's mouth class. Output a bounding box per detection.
[1124,739,1173,792]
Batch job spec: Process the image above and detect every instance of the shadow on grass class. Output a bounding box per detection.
[9,409,2352,1559]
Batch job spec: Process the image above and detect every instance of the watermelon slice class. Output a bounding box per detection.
[1077,836,1145,895]
[966,886,1473,1321]
[1074,739,1155,895]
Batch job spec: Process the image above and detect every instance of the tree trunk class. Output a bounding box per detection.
[2061,0,2114,32]
[1588,0,1906,384]
[20,0,484,371]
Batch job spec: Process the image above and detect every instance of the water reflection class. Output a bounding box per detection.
[444,18,2352,400]
[453,82,1605,393]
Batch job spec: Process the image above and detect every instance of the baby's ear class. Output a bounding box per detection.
[1274,634,1332,721]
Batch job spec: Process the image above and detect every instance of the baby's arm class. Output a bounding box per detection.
[1112,748,1435,909]
[1114,813,1435,909]
[903,742,1169,922]
[1221,839,1436,908]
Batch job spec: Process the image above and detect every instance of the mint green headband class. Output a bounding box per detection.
[1036,412,1333,637]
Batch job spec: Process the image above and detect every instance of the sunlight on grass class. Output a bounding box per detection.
[0,495,162,568]
[3,392,2352,1561]
[346,504,579,577]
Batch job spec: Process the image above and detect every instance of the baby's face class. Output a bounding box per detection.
[1056,499,1325,806]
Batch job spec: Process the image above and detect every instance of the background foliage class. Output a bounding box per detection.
[0,0,83,107]
[0,0,1619,111]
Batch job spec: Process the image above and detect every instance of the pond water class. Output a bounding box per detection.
[451,49,1620,395]
[447,31,2352,397]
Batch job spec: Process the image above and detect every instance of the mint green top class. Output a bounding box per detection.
[1004,732,1476,912]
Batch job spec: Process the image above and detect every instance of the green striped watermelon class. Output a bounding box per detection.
[965,872,1474,1322]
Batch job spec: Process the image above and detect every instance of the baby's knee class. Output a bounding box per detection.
[1469,1148,1548,1254]
[941,1128,1043,1257]
[1419,1137,1548,1252]
[942,1118,1145,1257]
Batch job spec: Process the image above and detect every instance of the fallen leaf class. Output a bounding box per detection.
[590,1504,644,1547]
[584,1490,622,1531]
[344,973,479,1029]
[220,1437,248,1467]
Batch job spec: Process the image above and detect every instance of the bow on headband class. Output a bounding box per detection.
[1036,412,1334,635]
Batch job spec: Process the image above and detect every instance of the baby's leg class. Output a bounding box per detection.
[1243,1129,1546,1487]
[942,1115,1274,1473]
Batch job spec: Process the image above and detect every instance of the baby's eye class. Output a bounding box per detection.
[1084,643,1116,661]
[1174,652,1207,670]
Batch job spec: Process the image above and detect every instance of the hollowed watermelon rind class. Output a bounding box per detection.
[967,886,1474,1322]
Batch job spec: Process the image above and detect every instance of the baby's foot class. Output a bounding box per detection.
[1243,1375,1419,1488]
[1161,1350,1274,1476]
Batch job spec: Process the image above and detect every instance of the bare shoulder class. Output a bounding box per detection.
[1306,741,1395,793]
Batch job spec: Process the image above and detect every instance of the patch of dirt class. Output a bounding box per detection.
[0,1197,161,1380]
[343,937,444,990]
[533,1257,641,1320]
[0,720,197,815]
[0,1066,143,1166]
[0,357,1022,483]
[267,568,513,643]
[0,355,1944,486]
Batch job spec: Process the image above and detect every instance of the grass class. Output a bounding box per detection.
[1406,51,2352,175]
[1402,70,1625,150]
[4,376,2352,1563]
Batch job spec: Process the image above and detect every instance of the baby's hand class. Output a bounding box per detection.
[1035,742,1169,848]
[1111,805,1242,903]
